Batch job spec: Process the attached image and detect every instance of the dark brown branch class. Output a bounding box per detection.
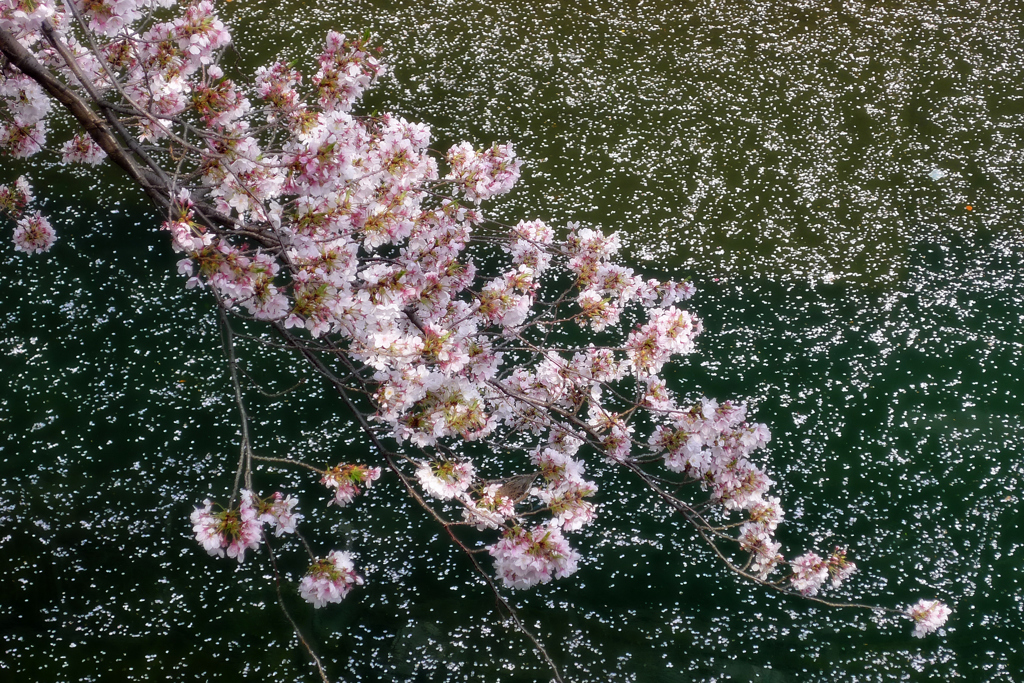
[262,532,331,683]
[0,25,169,209]
[218,301,253,501]
[382,452,565,683]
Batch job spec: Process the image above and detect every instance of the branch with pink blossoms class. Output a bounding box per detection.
[0,2,952,680]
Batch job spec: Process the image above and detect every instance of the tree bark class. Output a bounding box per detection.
[0,26,169,210]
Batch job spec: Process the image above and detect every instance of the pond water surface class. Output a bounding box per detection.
[2,1,1024,681]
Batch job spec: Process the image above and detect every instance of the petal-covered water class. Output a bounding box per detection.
[2,0,1023,680]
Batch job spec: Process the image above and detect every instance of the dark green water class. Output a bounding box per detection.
[3,0,1024,680]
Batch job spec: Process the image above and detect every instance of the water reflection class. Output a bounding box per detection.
[2,0,1023,680]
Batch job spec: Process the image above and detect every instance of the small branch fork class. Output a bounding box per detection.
[262,533,331,683]
[270,324,566,681]
[0,24,171,209]
[208,303,567,679]
[383,452,566,683]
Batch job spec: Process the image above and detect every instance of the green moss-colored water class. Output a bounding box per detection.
[3,1,1023,680]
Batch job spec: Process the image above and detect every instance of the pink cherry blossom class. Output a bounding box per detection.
[258,492,303,536]
[255,61,303,118]
[314,31,385,113]
[416,459,475,500]
[299,551,364,607]
[534,479,598,532]
[60,133,107,165]
[80,0,143,37]
[489,524,580,589]
[746,496,784,532]
[12,211,56,254]
[445,141,522,202]
[0,0,57,31]
[0,117,46,157]
[826,547,857,588]
[321,463,381,507]
[531,447,586,484]
[789,552,829,596]
[906,599,951,637]
[189,489,262,563]
[461,483,517,530]
[738,523,783,578]
[0,176,33,219]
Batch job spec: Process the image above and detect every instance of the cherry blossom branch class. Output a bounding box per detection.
[218,299,254,500]
[46,3,184,175]
[618,456,889,612]
[261,532,332,683]
[382,452,565,683]
[0,25,169,208]
[264,324,567,678]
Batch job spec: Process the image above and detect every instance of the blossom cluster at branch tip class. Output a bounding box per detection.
[12,211,55,254]
[299,550,364,607]
[445,141,522,202]
[489,524,580,589]
[0,176,55,254]
[906,599,951,637]
[0,72,50,157]
[0,176,32,219]
[321,463,381,507]
[60,133,107,165]
[190,489,301,561]
[785,547,856,596]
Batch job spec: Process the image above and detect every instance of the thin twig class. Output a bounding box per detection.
[218,300,253,502]
[383,453,565,683]
[253,454,325,475]
[262,532,332,683]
